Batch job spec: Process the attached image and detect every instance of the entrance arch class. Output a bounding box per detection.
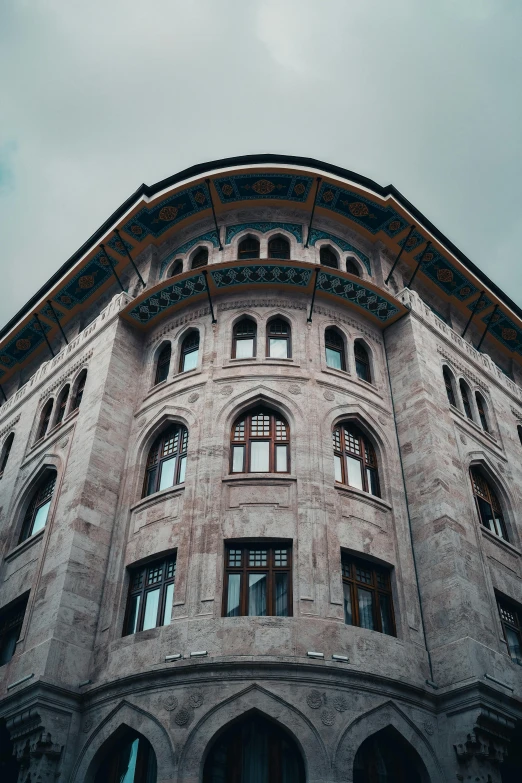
[92,727,157,783]
[353,727,427,783]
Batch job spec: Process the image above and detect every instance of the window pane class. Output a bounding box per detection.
[379,594,393,635]
[366,468,379,496]
[226,574,241,617]
[127,594,141,635]
[159,456,176,491]
[145,467,157,497]
[269,338,288,358]
[232,445,245,473]
[326,347,342,370]
[142,588,160,630]
[357,588,375,630]
[250,441,270,472]
[343,583,353,625]
[235,339,254,358]
[120,738,139,783]
[162,583,174,625]
[346,456,364,491]
[182,349,198,372]
[31,499,51,535]
[275,573,289,616]
[178,456,186,484]
[334,455,343,483]
[0,627,20,665]
[276,445,288,472]
[505,626,522,664]
[477,496,495,533]
[356,360,368,381]
[248,573,267,616]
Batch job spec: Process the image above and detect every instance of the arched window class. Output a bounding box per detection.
[353,727,427,783]
[0,433,14,479]
[238,237,260,259]
[179,331,199,372]
[342,553,395,635]
[55,385,70,426]
[20,471,56,542]
[471,468,507,539]
[231,407,289,474]
[143,425,188,497]
[0,594,28,668]
[36,399,53,442]
[320,245,338,268]
[518,425,522,446]
[443,367,457,407]
[325,328,346,370]
[354,341,371,383]
[124,554,176,635]
[203,714,305,783]
[154,344,171,385]
[476,392,489,432]
[72,369,87,411]
[191,247,208,269]
[460,380,473,420]
[333,423,380,496]
[94,730,157,783]
[168,259,183,277]
[267,318,291,358]
[232,318,256,359]
[346,258,361,277]
[268,236,290,259]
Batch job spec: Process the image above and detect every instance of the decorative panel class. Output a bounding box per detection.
[123,183,211,240]
[317,183,408,237]
[482,310,522,355]
[211,265,312,290]
[214,174,313,204]
[127,273,207,324]
[316,271,399,322]
[413,247,478,301]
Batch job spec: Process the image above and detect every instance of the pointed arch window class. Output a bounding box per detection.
[476,392,489,432]
[341,553,395,635]
[154,344,171,385]
[20,471,56,542]
[268,236,290,259]
[325,328,346,371]
[518,425,522,446]
[460,380,473,420]
[0,433,14,479]
[0,594,28,666]
[231,407,289,474]
[168,259,183,277]
[232,318,256,359]
[443,367,457,407]
[124,554,177,636]
[94,730,157,783]
[191,248,208,269]
[36,399,53,442]
[72,370,87,411]
[320,245,338,268]
[346,258,361,277]
[238,237,260,259]
[55,385,70,426]
[333,423,380,496]
[143,426,188,497]
[471,468,507,539]
[267,318,291,358]
[354,341,371,383]
[179,331,199,372]
[497,597,522,665]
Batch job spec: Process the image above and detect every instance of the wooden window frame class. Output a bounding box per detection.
[333,422,380,496]
[0,594,28,666]
[19,472,56,543]
[354,341,371,383]
[325,328,346,371]
[320,245,338,269]
[443,367,457,407]
[72,370,87,411]
[179,331,200,373]
[143,426,188,498]
[268,236,290,259]
[154,344,171,385]
[232,318,257,359]
[191,247,208,269]
[266,318,291,358]
[470,468,508,540]
[0,432,14,479]
[497,596,522,665]
[123,554,177,636]
[230,408,290,474]
[222,542,293,618]
[341,553,396,636]
[238,237,260,260]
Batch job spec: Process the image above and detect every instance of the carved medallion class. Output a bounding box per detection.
[306,690,322,709]
[220,385,233,396]
[188,691,204,709]
[163,694,178,711]
[323,390,335,401]
[321,708,336,726]
[333,695,348,713]
[288,385,302,395]
[175,707,193,726]
[188,393,199,403]
[423,720,435,735]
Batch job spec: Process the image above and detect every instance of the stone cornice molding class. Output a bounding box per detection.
[38,350,93,403]
[437,346,489,391]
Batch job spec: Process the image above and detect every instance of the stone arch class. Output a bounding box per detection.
[151,339,172,387]
[266,230,294,260]
[8,455,62,546]
[466,452,517,545]
[234,231,262,260]
[72,700,175,783]
[352,337,375,385]
[345,254,364,278]
[324,323,350,372]
[334,701,443,783]
[177,683,329,783]
[167,258,184,278]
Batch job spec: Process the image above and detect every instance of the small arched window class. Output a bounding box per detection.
[325,328,346,371]
[231,407,289,474]
[0,433,14,479]
[443,367,457,407]
[154,344,171,385]
[169,259,183,277]
[268,237,290,259]
[354,341,371,383]
[55,385,70,426]
[20,471,56,542]
[471,468,507,540]
[233,318,256,359]
[191,248,208,269]
[346,258,361,277]
[320,246,338,269]
[518,425,522,446]
[36,399,53,442]
[179,331,199,372]
[94,730,157,783]
[143,425,188,497]
[476,392,489,432]
[460,380,473,420]
[333,423,380,496]
[72,370,87,411]
[238,237,260,260]
[267,318,291,358]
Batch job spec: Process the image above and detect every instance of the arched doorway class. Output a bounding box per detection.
[93,728,157,783]
[353,727,427,783]
[501,719,522,783]
[203,713,305,783]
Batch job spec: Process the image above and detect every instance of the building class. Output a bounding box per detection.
[0,155,521,783]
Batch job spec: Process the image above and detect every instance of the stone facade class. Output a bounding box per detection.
[0,161,521,782]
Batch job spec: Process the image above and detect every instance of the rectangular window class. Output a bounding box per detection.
[182,349,198,372]
[0,594,28,666]
[250,441,270,472]
[223,543,292,617]
[232,445,245,473]
[326,347,342,370]
[341,554,395,636]
[346,456,364,491]
[236,339,254,359]
[275,445,288,473]
[498,597,522,665]
[124,555,176,636]
[269,338,289,358]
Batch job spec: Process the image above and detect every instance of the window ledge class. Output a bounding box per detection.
[334,483,392,511]
[322,366,351,381]
[223,473,297,484]
[130,484,185,513]
[451,407,498,445]
[480,526,521,556]
[5,528,45,562]
[25,412,78,460]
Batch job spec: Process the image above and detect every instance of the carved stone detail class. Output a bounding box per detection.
[188,690,204,709]
[454,707,516,783]
[288,385,302,395]
[323,390,335,401]
[0,414,20,442]
[6,708,64,782]
[163,694,179,711]
[437,346,489,391]
[423,720,435,735]
[188,392,199,403]
[306,690,322,709]
[174,706,193,727]
[220,385,233,397]
[321,708,336,726]
[333,695,348,713]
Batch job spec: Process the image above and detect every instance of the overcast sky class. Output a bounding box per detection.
[1,0,521,325]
